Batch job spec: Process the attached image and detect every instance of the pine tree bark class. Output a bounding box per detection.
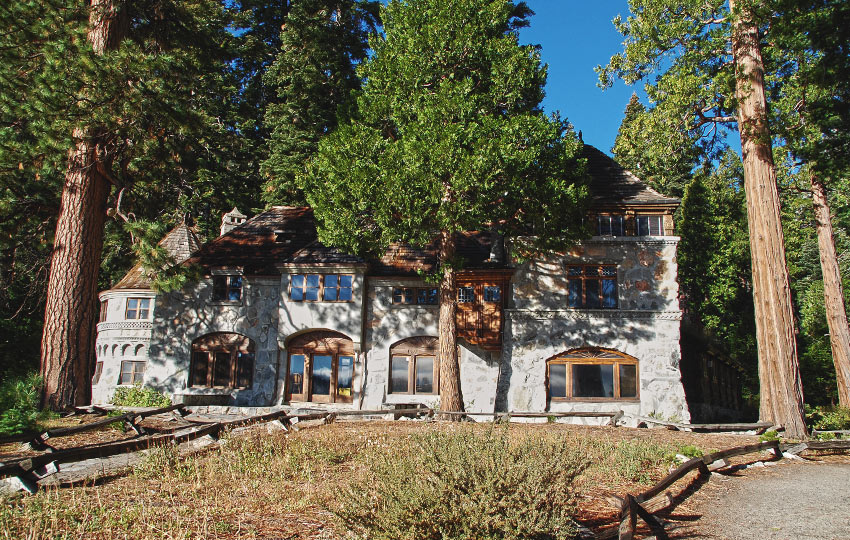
[40,0,125,409]
[810,173,850,407]
[438,229,464,417]
[729,0,807,438]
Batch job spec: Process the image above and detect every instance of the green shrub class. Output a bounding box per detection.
[677,444,704,458]
[334,427,589,540]
[611,439,677,484]
[806,405,850,431]
[110,384,170,408]
[0,373,43,436]
[759,429,780,442]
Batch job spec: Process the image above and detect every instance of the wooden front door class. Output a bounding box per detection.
[286,331,355,404]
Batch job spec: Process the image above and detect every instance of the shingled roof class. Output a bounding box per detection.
[113,222,202,290]
[185,206,364,275]
[582,145,679,207]
[114,145,673,282]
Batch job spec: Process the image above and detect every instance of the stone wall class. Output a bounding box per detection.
[362,278,499,413]
[147,276,281,406]
[503,237,690,424]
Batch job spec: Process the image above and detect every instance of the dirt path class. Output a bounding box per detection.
[678,461,850,539]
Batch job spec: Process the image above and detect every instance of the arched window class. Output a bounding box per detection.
[547,348,638,401]
[389,336,438,395]
[190,333,254,389]
[286,331,354,404]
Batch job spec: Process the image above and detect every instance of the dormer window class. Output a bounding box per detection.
[213,275,242,301]
[597,215,625,236]
[636,215,664,236]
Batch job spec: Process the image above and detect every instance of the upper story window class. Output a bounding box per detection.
[290,274,353,302]
[547,348,638,401]
[636,215,664,236]
[323,274,353,301]
[213,275,243,301]
[392,287,438,305]
[597,215,625,236]
[99,300,108,323]
[457,286,475,303]
[567,265,617,309]
[125,298,151,320]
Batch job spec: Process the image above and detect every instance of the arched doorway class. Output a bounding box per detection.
[286,330,354,403]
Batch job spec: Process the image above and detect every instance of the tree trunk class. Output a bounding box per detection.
[40,0,124,410]
[729,0,807,438]
[810,173,850,407]
[438,230,464,417]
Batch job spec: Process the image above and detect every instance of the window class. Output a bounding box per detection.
[392,287,438,305]
[290,274,354,302]
[286,331,355,403]
[483,285,501,303]
[213,275,243,301]
[457,286,475,303]
[323,274,353,301]
[99,300,108,323]
[118,361,145,385]
[93,361,104,385]
[190,333,254,389]
[125,298,151,320]
[567,265,617,309]
[636,215,664,236]
[389,337,438,395]
[547,349,638,401]
[597,215,625,236]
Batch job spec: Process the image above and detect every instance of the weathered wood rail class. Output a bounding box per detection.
[613,439,801,539]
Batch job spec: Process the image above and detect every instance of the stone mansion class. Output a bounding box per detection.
[92,146,744,423]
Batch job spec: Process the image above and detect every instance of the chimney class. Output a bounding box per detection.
[220,207,247,236]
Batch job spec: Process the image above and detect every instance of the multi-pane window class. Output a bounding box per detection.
[392,287,438,305]
[125,298,151,320]
[567,265,617,309]
[323,274,353,301]
[190,333,254,389]
[290,274,353,302]
[636,215,664,236]
[213,275,243,301]
[547,349,638,401]
[597,215,625,236]
[99,300,108,323]
[93,361,104,385]
[389,336,438,395]
[483,285,501,303]
[457,286,475,303]
[286,330,355,404]
[118,361,145,385]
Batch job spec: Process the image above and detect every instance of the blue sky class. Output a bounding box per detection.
[517,1,638,155]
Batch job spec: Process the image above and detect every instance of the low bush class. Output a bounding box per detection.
[110,384,170,408]
[806,405,850,431]
[610,439,677,483]
[334,426,590,540]
[0,373,43,436]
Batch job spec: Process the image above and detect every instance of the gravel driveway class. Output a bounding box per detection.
[688,461,850,539]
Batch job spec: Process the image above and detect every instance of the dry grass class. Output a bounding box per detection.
[0,420,760,540]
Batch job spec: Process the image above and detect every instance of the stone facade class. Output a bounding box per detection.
[93,147,695,424]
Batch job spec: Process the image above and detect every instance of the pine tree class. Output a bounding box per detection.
[612,93,701,198]
[599,0,807,437]
[303,0,588,414]
[261,0,380,204]
[1,0,250,408]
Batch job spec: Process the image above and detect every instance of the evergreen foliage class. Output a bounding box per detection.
[305,0,588,257]
[0,373,44,436]
[262,0,380,205]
